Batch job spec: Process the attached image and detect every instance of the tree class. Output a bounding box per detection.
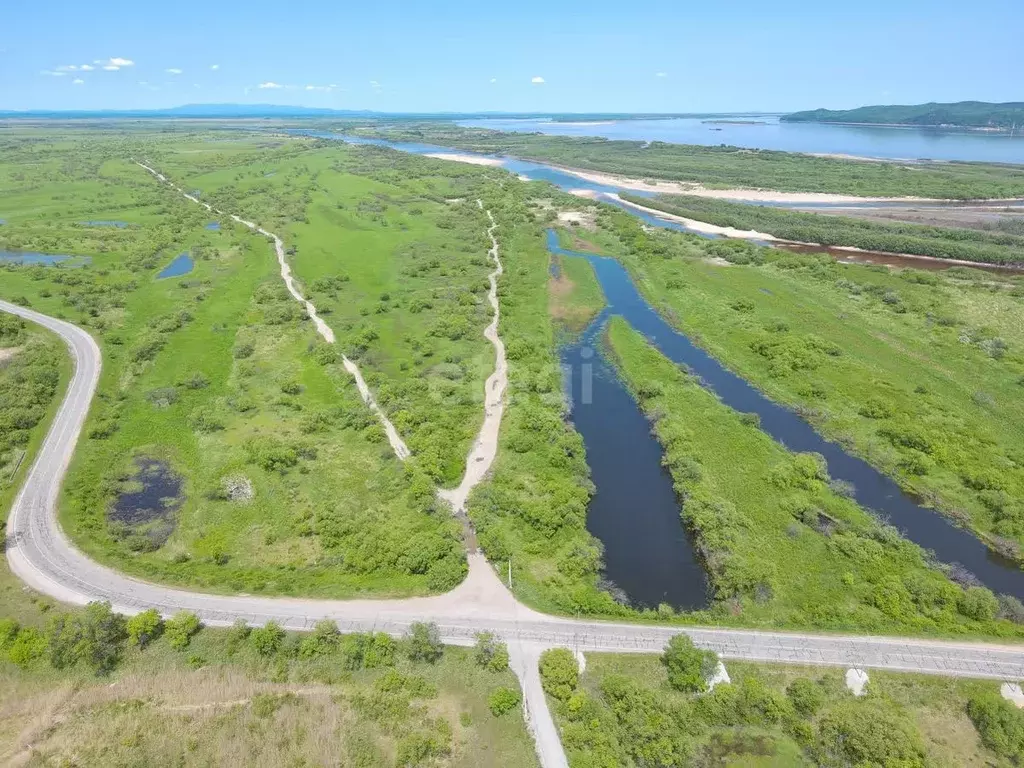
[77,601,127,674]
[662,634,718,693]
[127,608,163,648]
[406,622,443,664]
[46,612,82,670]
[474,632,510,672]
[164,611,201,650]
[7,627,46,667]
[489,686,522,716]
[539,648,579,701]
[250,621,285,657]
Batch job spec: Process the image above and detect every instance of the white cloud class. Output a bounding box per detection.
[72,78,84,85]
[656,72,668,78]
[210,64,220,70]
[531,76,545,84]
[369,80,381,88]
[41,70,67,77]
[193,83,201,89]
[166,68,183,75]
[490,77,497,83]
[258,81,282,89]
[80,64,94,71]
[95,57,134,70]
[305,84,337,92]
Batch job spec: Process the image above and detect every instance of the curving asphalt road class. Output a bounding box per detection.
[5,162,1024,766]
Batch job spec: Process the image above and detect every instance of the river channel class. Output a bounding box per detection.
[308,131,1024,606]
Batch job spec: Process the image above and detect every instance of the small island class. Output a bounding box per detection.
[783,101,1024,132]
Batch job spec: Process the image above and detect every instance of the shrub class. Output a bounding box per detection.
[7,627,46,667]
[126,608,163,648]
[488,686,522,716]
[233,341,255,359]
[815,699,926,767]
[539,647,579,701]
[0,618,19,649]
[251,621,286,657]
[786,677,825,717]
[244,436,299,473]
[189,407,224,432]
[299,619,339,657]
[967,691,1024,762]
[364,632,397,668]
[226,618,250,654]
[662,634,718,693]
[164,611,201,650]
[959,586,1000,621]
[406,622,444,663]
[474,632,510,672]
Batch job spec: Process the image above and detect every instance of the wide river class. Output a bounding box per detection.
[459,116,1024,165]
[307,131,1024,608]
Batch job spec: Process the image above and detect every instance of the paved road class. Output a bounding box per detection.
[7,296,1024,681]
[6,296,1024,768]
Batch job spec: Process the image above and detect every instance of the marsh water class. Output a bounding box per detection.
[547,229,1024,603]
[459,116,1024,165]
[0,250,90,267]
[157,252,194,279]
[307,130,1024,605]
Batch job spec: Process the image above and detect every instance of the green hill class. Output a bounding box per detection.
[783,101,1024,130]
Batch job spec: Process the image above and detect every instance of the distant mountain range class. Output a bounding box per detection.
[782,101,1024,131]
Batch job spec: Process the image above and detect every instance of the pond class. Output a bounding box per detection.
[82,220,129,228]
[205,221,221,231]
[109,457,183,549]
[0,250,91,267]
[157,252,194,279]
[548,229,1024,603]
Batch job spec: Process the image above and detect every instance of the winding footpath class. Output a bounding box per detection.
[5,163,1024,767]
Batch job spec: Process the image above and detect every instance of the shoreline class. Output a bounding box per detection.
[424,152,503,166]
[604,193,1023,272]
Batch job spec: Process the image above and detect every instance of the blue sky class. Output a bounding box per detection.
[3,0,1021,112]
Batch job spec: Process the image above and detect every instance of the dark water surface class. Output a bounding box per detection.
[561,302,710,610]
[547,230,1024,601]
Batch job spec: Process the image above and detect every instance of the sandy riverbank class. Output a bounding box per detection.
[555,165,931,203]
[607,193,779,240]
[425,152,503,167]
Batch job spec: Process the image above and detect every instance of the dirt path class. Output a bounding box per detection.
[437,202,507,517]
[134,162,411,461]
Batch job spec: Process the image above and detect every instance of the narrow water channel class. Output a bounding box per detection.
[560,302,711,610]
[547,229,1024,601]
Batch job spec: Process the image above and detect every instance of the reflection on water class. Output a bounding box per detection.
[0,250,90,267]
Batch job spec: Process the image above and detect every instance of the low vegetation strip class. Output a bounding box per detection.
[603,316,1023,635]
[346,122,1024,199]
[621,192,1024,266]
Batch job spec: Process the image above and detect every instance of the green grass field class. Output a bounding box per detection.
[551,652,1011,767]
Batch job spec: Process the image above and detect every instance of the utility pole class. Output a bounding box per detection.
[507,558,513,589]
